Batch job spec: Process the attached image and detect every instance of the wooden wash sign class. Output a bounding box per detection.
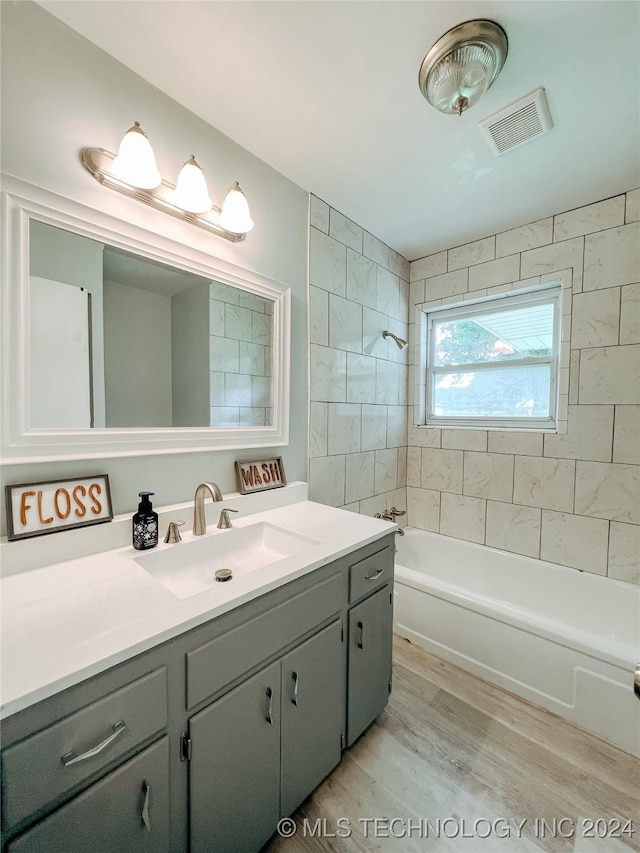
[235,458,287,495]
[5,475,113,540]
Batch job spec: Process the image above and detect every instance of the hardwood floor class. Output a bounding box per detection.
[264,635,639,853]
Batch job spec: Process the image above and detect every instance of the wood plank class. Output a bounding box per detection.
[263,637,639,853]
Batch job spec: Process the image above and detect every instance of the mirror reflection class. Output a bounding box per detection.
[29,222,273,430]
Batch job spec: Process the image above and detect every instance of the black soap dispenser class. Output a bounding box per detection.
[133,491,158,550]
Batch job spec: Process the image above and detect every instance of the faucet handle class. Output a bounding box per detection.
[389,506,406,517]
[164,519,185,544]
[374,509,405,535]
[375,510,393,521]
[217,508,239,529]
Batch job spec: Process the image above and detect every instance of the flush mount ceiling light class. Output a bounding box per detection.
[81,122,254,242]
[418,19,508,116]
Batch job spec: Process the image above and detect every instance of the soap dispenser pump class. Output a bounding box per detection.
[133,491,158,550]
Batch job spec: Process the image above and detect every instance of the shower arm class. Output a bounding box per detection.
[382,330,408,349]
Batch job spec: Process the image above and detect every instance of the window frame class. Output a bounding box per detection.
[423,285,562,431]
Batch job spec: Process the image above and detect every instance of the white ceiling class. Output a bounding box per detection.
[38,1,640,261]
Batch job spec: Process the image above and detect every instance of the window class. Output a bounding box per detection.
[424,287,561,429]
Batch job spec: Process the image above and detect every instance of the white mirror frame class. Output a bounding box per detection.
[0,175,290,463]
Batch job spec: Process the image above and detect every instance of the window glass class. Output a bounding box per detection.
[433,364,551,419]
[433,302,554,366]
[425,288,560,428]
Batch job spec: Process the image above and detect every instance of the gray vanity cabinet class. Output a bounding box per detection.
[189,661,281,853]
[1,533,395,853]
[6,737,170,853]
[189,619,344,853]
[346,584,394,746]
[280,619,344,817]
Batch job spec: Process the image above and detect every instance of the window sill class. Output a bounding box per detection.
[418,423,558,434]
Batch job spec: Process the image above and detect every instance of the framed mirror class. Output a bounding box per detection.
[0,176,291,463]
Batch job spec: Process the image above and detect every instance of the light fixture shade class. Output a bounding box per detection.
[419,20,508,115]
[171,155,213,214]
[216,182,254,234]
[111,122,162,189]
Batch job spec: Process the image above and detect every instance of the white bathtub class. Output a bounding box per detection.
[393,528,640,757]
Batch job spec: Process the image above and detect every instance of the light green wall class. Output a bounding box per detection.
[103,280,173,427]
[171,283,210,427]
[0,1,309,534]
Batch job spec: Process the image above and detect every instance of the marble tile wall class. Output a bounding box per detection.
[210,282,272,427]
[407,189,640,584]
[308,196,410,522]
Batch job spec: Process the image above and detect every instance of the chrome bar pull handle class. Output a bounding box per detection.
[364,568,384,581]
[265,686,274,724]
[61,720,126,767]
[291,671,299,706]
[634,663,640,701]
[357,620,364,649]
[141,780,151,832]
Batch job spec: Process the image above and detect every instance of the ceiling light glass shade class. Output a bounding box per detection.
[111,122,161,189]
[172,155,213,214]
[216,182,254,234]
[419,20,508,115]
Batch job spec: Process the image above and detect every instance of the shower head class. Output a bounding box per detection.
[382,330,408,350]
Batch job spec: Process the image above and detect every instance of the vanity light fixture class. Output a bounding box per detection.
[81,121,254,242]
[216,182,254,235]
[382,330,408,349]
[172,155,213,214]
[110,121,161,189]
[418,19,508,116]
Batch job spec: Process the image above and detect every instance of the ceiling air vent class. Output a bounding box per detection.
[479,88,553,155]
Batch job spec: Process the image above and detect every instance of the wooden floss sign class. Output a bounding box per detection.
[5,475,113,541]
[235,458,287,495]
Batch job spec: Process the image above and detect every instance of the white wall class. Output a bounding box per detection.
[29,277,92,428]
[0,1,308,535]
[30,220,106,426]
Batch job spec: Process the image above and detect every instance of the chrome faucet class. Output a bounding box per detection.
[193,482,223,535]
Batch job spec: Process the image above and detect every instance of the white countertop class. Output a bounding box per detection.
[0,491,395,719]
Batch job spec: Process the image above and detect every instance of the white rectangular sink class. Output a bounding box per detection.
[134,522,319,599]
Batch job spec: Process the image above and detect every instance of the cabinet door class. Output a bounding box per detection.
[280,620,343,817]
[189,660,280,853]
[347,586,393,746]
[7,737,169,853]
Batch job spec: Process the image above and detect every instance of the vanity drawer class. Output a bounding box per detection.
[349,546,392,603]
[2,667,167,830]
[6,737,170,853]
[187,571,342,709]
